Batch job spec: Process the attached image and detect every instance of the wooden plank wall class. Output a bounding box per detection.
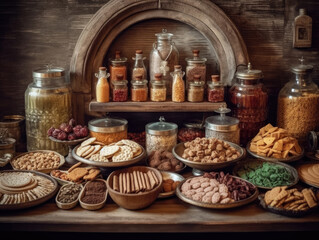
[0,0,318,125]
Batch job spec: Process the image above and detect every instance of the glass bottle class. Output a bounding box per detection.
[109,50,128,81]
[185,49,207,89]
[132,50,147,80]
[149,29,179,98]
[277,57,319,145]
[171,65,185,102]
[207,75,224,102]
[187,74,204,102]
[228,63,268,146]
[150,73,166,102]
[95,67,110,103]
[131,74,148,102]
[25,65,71,155]
[112,74,128,102]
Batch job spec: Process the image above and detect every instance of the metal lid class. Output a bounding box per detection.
[33,65,65,78]
[189,81,205,87]
[291,57,313,74]
[0,115,25,127]
[235,63,263,80]
[88,117,128,133]
[155,29,173,40]
[205,107,239,132]
[146,116,178,136]
[185,50,207,64]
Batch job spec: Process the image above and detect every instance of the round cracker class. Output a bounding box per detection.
[100,145,120,157]
[112,146,133,162]
[81,145,95,158]
[86,145,102,159]
[76,145,91,156]
[0,172,32,188]
[81,137,97,147]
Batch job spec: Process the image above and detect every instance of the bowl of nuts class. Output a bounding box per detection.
[172,137,246,172]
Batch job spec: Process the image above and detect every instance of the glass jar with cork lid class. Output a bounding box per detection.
[171,65,185,102]
[207,75,224,102]
[185,49,207,89]
[131,74,148,102]
[187,74,204,102]
[150,73,166,102]
[132,50,147,80]
[112,74,128,102]
[109,51,128,81]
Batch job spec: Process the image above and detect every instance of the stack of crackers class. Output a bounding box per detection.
[76,137,143,162]
[113,170,160,194]
[297,163,319,187]
[249,123,302,159]
[264,186,318,211]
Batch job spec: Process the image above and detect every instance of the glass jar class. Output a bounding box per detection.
[145,116,178,155]
[205,108,240,144]
[187,75,204,102]
[25,66,71,155]
[95,67,110,103]
[277,57,319,144]
[178,120,205,142]
[131,74,148,102]
[112,75,128,102]
[88,117,128,145]
[150,73,166,102]
[228,63,268,146]
[109,50,128,81]
[132,50,147,80]
[171,65,185,102]
[185,49,207,89]
[207,75,224,102]
[149,29,179,98]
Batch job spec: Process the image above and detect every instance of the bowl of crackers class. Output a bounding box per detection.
[106,166,163,210]
[247,123,304,162]
[72,138,146,168]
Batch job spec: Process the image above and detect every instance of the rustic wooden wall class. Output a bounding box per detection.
[0,0,318,125]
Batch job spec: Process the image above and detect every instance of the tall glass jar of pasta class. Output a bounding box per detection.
[228,63,268,146]
[277,57,319,145]
[25,66,71,155]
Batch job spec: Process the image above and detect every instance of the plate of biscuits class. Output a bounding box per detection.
[72,138,146,167]
[296,163,319,188]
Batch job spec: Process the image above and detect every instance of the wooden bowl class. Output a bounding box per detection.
[79,179,108,210]
[106,166,163,210]
[55,183,83,210]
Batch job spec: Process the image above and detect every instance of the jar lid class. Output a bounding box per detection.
[151,79,166,86]
[183,119,205,129]
[146,116,178,136]
[189,81,205,87]
[109,51,127,64]
[132,79,148,86]
[33,65,65,78]
[155,29,173,40]
[207,81,223,88]
[0,115,25,128]
[235,63,263,80]
[88,117,128,133]
[205,108,239,132]
[185,50,207,64]
[112,80,128,86]
[291,57,313,74]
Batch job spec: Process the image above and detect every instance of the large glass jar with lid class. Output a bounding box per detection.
[25,65,71,155]
[228,63,268,146]
[150,73,166,102]
[149,29,179,97]
[109,50,128,81]
[145,116,178,155]
[185,49,207,89]
[131,74,148,102]
[277,57,319,144]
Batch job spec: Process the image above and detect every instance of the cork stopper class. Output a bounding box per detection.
[299,8,306,15]
[192,49,200,57]
[193,74,201,81]
[211,75,220,82]
[99,67,106,71]
[115,50,121,59]
[135,50,143,54]
[154,73,163,81]
[135,74,143,80]
[116,74,124,81]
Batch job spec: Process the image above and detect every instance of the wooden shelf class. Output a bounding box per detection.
[89,101,227,112]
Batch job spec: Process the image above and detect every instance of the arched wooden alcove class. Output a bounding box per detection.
[70,0,249,123]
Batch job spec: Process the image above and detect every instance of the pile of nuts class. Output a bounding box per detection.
[57,184,82,204]
[148,150,184,172]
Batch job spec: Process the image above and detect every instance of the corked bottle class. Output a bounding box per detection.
[95,67,110,103]
[171,65,185,102]
[112,74,128,102]
[131,74,148,102]
[132,50,147,80]
[187,74,204,102]
[207,75,224,102]
[150,73,166,102]
[185,49,207,89]
[109,50,127,81]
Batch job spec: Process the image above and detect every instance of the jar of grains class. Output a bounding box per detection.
[145,116,178,155]
[132,50,147,81]
[207,75,224,102]
[185,49,207,90]
[88,117,127,145]
[150,73,166,102]
[171,65,185,102]
[109,50,127,81]
[112,75,128,102]
[187,75,204,102]
[228,63,268,146]
[131,74,148,102]
[205,107,240,144]
[277,57,319,145]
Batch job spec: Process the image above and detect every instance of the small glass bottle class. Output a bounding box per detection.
[132,50,147,80]
[112,74,128,102]
[131,74,148,102]
[187,74,204,102]
[150,73,166,102]
[171,65,185,102]
[109,50,128,81]
[185,49,207,89]
[95,67,110,103]
[207,75,224,102]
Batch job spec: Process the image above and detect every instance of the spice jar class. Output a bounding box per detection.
[146,116,178,155]
[109,51,128,81]
[25,65,71,155]
[131,74,148,102]
[277,57,319,144]
[150,73,166,102]
[185,49,207,89]
[132,50,147,80]
[171,65,185,102]
[207,75,224,102]
[88,117,127,145]
[95,67,110,103]
[112,74,128,102]
[205,107,240,144]
[228,63,268,146]
[178,120,205,142]
[187,75,204,102]
[149,29,179,97]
